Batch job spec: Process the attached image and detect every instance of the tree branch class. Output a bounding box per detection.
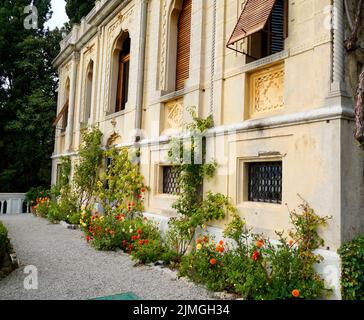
[345,0,364,51]
[354,65,364,144]
[345,0,354,31]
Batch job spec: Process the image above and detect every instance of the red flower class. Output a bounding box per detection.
[144,239,149,245]
[141,188,146,193]
[138,240,144,246]
[216,246,225,253]
[289,240,294,247]
[292,289,300,298]
[86,236,91,242]
[219,240,224,246]
[137,229,142,234]
[210,258,217,266]
[252,251,259,261]
[131,236,138,241]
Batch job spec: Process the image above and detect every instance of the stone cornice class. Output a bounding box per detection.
[53,0,131,69]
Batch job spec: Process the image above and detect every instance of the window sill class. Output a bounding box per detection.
[105,107,135,120]
[151,84,202,105]
[238,201,283,210]
[154,193,178,200]
[224,49,289,80]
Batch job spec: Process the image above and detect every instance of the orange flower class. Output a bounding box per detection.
[256,240,264,248]
[292,289,300,298]
[210,258,217,266]
[289,240,294,247]
[216,245,225,253]
[219,240,224,246]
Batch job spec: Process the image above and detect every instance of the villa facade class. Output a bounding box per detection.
[51,0,364,298]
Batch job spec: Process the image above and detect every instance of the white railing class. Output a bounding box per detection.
[0,193,30,215]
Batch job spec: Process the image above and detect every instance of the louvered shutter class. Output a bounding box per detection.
[176,0,192,91]
[227,0,277,47]
[271,0,285,54]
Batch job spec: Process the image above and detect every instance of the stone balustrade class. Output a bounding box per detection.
[0,194,30,215]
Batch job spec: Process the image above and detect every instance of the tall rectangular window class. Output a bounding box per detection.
[248,162,282,204]
[175,0,192,91]
[115,35,130,113]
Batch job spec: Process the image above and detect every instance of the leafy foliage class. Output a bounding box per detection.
[180,201,331,300]
[0,1,62,192]
[65,0,95,24]
[95,147,148,216]
[73,127,103,209]
[0,221,9,265]
[338,236,364,300]
[166,109,236,257]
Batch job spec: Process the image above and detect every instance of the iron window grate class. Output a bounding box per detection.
[248,162,282,204]
[163,166,180,195]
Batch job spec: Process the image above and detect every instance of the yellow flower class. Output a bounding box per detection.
[196,243,203,250]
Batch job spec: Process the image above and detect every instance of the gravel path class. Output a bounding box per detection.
[0,214,214,300]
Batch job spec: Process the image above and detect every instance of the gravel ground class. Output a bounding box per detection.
[0,214,214,300]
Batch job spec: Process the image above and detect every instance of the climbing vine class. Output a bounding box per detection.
[73,127,103,210]
[166,108,237,257]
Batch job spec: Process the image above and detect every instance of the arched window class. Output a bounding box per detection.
[111,33,131,113]
[166,0,192,92]
[175,0,192,91]
[3,200,7,214]
[85,60,94,122]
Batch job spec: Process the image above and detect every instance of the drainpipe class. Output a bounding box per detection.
[209,0,217,120]
[134,0,148,142]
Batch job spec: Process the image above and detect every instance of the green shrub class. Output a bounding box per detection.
[180,201,330,300]
[25,187,50,208]
[0,221,9,265]
[131,240,168,265]
[46,201,61,223]
[338,236,364,300]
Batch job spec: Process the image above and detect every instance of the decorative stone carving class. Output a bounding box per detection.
[249,63,284,117]
[165,98,184,131]
[159,0,169,90]
[107,131,121,147]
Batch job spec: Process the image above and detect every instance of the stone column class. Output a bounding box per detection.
[65,52,80,152]
[331,0,346,94]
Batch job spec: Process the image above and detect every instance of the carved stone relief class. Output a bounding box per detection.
[249,64,285,117]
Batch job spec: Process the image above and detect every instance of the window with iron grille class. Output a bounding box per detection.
[248,161,282,204]
[163,166,180,195]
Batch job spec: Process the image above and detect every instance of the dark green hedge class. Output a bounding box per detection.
[338,237,364,300]
[0,221,9,265]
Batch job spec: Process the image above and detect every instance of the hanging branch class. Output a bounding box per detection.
[345,0,364,144]
[345,0,364,51]
[355,66,364,143]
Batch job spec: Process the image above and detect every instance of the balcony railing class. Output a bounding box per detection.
[0,193,30,215]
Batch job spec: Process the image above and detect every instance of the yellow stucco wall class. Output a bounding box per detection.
[51,0,364,250]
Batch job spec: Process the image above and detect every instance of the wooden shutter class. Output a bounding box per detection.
[227,0,277,47]
[52,100,69,128]
[270,0,285,54]
[176,0,192,91]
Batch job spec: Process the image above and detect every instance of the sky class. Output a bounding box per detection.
[45,0,68,30]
